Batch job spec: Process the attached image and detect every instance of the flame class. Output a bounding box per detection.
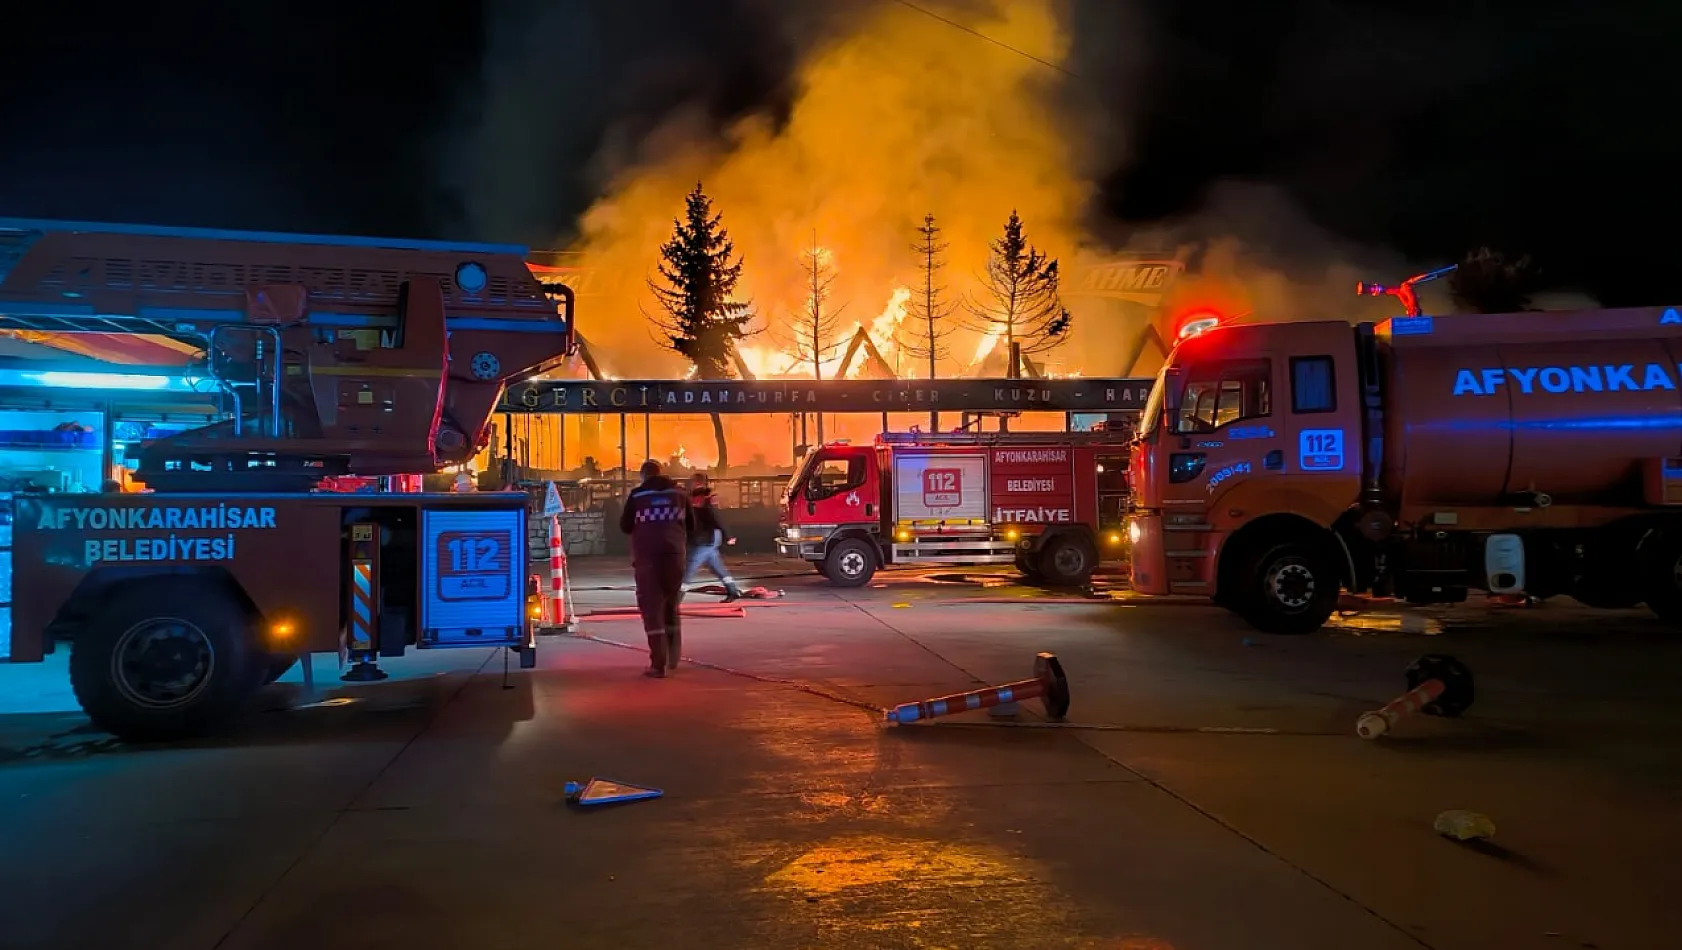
[504,1,1108,473]
[870,287,912,363]
[735,283,912,381]
[568,0,1085,382]
[970,328,1003,368]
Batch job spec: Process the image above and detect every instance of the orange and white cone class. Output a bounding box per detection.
[545,516,577,633]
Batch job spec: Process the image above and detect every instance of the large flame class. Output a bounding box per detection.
[569,0,1086,384]
[519,0,1096,474]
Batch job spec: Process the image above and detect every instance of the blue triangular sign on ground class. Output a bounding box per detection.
[566,777,663,806]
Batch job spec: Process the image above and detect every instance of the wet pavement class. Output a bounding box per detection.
[2,558,1680,949]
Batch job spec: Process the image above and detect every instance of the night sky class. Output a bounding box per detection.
[3,0,1678,306]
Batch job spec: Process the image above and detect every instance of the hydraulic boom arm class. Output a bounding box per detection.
[0,219,576,490]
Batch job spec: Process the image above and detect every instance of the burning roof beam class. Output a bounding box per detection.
[835,326,896,380]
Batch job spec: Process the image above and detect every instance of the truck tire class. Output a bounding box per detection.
[1242,540,1339,635]
[822,538,877,587]
[69,579,262,742]
[1014,552,1043,581]
[1039,536,1095,587]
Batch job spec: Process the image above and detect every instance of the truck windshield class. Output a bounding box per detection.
[783,450,820,503]
[1172,359,1272,434]
[1138,365,1168,438]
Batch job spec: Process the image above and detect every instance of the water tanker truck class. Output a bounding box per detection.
[1127,304,1682,633]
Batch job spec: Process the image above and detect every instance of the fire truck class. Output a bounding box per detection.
[776,430,1133,587]
[1127,298,1682,634]
[0,218,575,740]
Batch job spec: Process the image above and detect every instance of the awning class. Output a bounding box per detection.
[0,330,200,366]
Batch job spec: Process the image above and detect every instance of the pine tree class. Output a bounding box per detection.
[774,233,847,442]
[966,210,1072,376]
[899,213,957,430]
[646,183,754,469]
[1449,247,1539,313]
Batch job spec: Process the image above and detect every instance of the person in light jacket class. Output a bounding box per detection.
[617,460,695,677]
[685,479,742,602]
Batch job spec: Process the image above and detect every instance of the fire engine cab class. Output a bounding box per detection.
[776,430,1132,587]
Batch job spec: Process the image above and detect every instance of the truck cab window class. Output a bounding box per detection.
[807,457,865,499]
[1174,360,1271,434]
[1290,356,1336,413]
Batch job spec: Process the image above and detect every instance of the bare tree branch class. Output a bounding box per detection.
[772,233,848,381]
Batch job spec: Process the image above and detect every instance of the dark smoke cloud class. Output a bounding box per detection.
[0,1,477,237]
[438,0,867,245]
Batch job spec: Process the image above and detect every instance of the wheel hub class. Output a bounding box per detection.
[1268,562,1316,610]
[111,619,215,710]
[1053,546,1085,575]
[840,550,866,577]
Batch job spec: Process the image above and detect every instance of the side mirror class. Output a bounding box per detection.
[1163,366,1184,416]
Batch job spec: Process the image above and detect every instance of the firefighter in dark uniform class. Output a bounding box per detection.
[618,460,695,677]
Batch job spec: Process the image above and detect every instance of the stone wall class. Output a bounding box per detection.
[528,509,607,559]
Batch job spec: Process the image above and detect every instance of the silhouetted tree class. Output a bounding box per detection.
[900,213,957,429]
[774,234,847,442]
[1449,247,1540,314]
[646,183,754,469]
[966,210,1071,376]
[900,214,957,378]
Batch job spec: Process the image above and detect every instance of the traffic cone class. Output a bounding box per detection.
[545,516,577,633]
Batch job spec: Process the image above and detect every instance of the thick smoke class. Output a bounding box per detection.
[563,0,1093,377]
[450,0,1601,469]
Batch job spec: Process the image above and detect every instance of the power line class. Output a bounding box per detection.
[886,0,1081,79]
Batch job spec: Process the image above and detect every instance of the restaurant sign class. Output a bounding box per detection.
[502,378,1153,414]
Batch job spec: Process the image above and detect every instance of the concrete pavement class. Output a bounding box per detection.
[1,557,1678,949]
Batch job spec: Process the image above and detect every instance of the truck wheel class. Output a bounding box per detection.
[822,538,877,587]
[1039,536,1095,587]
[1242,541,1338,635]
[1014,552,1043,580]
[69,579,261,742]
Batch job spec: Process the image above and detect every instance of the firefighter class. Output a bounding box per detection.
[618,460,694,677]
[685,475,742,602]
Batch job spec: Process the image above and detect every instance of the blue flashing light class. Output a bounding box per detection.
[0,369,211,392]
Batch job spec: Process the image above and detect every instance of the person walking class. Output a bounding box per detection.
[685,476,743,602]
[618,460,694,677]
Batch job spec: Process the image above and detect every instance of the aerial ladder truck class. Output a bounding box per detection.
[0,218,576,740]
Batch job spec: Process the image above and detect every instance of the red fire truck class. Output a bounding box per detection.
[776,430,1132,587]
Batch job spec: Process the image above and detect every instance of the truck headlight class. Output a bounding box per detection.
[784,527,801,540]
[1128,521,1142,545]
